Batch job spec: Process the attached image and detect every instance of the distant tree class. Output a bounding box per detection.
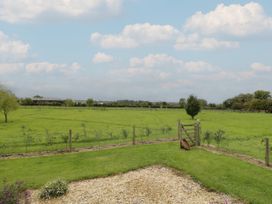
[162,101,168,108]
[198,99,208,109]
[179,98,186,108]
[64,99,74,107]
[33,95,43,99]
[20,98,33,105]
[254,90,271,100]
[185,95,201,119]
[0,87,19,123]
[86,98,94,107]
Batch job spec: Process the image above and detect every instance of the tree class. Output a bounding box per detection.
[254,90,271,100]
[185,95,201,119]
[179,98,186,108]
[86,98,94,107]
[64,99,74,107]
[20,97,33,105]
[198,99,208,109]
[0,87,19,123]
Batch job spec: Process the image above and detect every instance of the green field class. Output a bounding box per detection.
[0,142,272,204]
[0,107,272,161]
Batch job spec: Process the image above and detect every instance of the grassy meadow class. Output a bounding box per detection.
[0,106,271,161]
[0,142,272,204]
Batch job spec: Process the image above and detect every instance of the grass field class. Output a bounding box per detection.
[0,107,272,161]
[0,142,272,204]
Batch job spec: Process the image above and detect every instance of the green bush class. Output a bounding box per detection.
[203,131,213,146]
[39,179,68,200]
[0,180,25,204]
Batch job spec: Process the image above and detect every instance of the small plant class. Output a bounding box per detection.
[0,180,26,204]
[73,133,80,142]
[61,133,69,150]
[39,179,68,200]
[107,132,113,139]
[161,127,166,134]
[95,131,101,141]
[121,129,129,138]
[214,129,225,147]
[203,131,213,146]
[165,126,172,133]
[144,127,152,137]
[45,129,54,146]
[81,123,88,140]
[22,126,33,152]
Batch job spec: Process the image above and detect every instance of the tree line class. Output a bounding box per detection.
[222,90,272,113]
[1,84,272,123]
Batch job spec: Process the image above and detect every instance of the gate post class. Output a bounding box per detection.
[177,120,181,140]
[194,120,201,146]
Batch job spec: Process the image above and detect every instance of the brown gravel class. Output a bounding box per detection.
[30,166,242,204]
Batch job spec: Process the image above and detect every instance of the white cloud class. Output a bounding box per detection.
[25,62,80,75]
[184,2,272,36]
[251,63,272,72]
[183,61,218,73]
[129,54,217,73]
[0,0,122,23]
[175,33,239,50]
[111,54,218,80]
[91,23,179,48]
[0,63,23,74]
[0,31,29,61]
[92,52,113,63]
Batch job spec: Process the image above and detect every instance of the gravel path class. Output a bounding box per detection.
[30,166,242,204]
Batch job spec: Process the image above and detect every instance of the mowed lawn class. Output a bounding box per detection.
[0,143,272,204]
[0,107,272,160]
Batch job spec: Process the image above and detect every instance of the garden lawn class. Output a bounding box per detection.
[0,142,272,204]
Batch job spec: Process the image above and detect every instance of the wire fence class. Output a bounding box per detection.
[201,133,272,165]
[0,123,177,155]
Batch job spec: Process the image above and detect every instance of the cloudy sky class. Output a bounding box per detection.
[1,0,272,103]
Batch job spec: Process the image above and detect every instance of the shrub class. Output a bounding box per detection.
[39,179,68,200]
[203,131,213,146]
[121,129,129,138]
[0,180,25,204]
[144,127,152,137]
[214,129,225,147]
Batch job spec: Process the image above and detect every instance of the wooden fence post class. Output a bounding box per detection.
[194,120,201,146]
[177,120,181,140]
[69,129,72,152]
[132,125,136,145]
[197,120,201,146]
[265,138,270,166]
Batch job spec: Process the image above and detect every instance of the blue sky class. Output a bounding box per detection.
[0,0,272,103]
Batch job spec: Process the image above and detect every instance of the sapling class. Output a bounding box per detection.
[121,129,129,138]
[81,123,88,141]
[203,131,213,146]
[61,133,69,150]
[45,129,54,146]
[144,127,152,137]
[22,126,33,152]
[214,129,225,147]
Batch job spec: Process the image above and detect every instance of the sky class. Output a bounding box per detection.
[0,0,272,103]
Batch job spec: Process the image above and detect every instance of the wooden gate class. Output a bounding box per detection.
[177,120,201,147]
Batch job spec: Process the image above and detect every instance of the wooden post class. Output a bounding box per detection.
[132,125,136,145]
[265,138,270,166]
[194,121,200,146]
[196,120,200,146]
[177,120,181,140]
[69,129,72,152]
